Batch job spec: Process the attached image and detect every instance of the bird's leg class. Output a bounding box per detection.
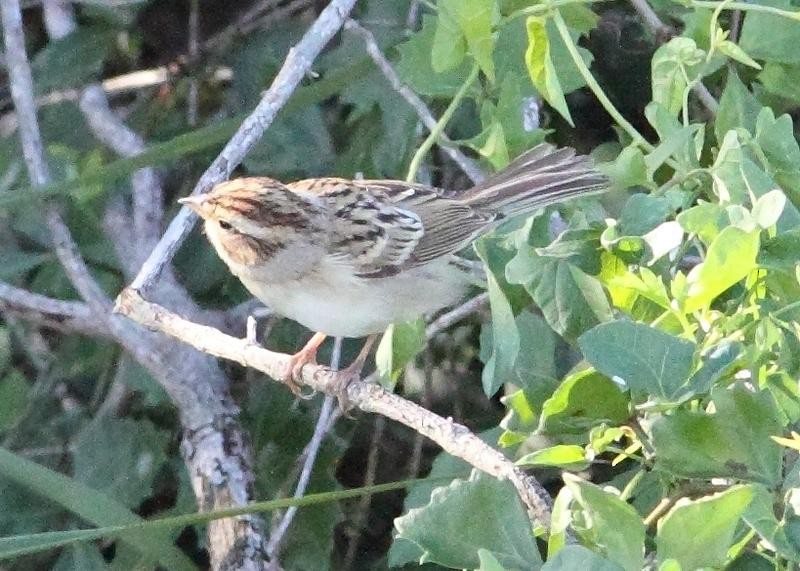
[284,332,327,396]
[332,334,378,413]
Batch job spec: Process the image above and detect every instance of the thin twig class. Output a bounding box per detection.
[0,281,108,337]
[425,292,489,338]
[187,0,199,127]
[343,415,385,570]
[344,19,486,185]
[406,65,479,182]
[127,0,359,294]
[266,338,342,560]
[116,291,557,529]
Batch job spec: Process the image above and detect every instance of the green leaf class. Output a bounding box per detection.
[476,240,521,397]
[376,319,425,388]
[656,486,754,570]
[600,146,651,191]
[32,27,115,94]
[72,418,169,509]
[535,227,602,274]
[538,369,630,435]
[438,0,497,81]
[651,37,705,115]
[394,472,542,569]
[244,105,333,177]
[753,189,787,228]
[578,320,696,402]
[0,448,195,570]
[542,545,625,571]
[618,194,672,236]
[739,0,800,65]
[758,62,800,102]
[389,429,502,567]
[718,40,762,70]
[432,4,468,72]
[743,485,800,562]
[508,245,612,341]
[53,543,110,571]
[563,474,645,571]
[0,251,51,280]
[684,226,760,312]
[652,386,783,485]
[525,16,573,125]
[397,15,472,96]
[478,549,510,571]
[494,73,546,156]
[0,370,29,432]
[715,72,762,141]
[516,445,589,471]
[687,342,741,395]
[677,201,728,245]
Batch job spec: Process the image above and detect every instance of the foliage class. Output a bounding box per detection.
[5,0,800,569]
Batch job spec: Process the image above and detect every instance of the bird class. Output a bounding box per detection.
[179,142,607,404]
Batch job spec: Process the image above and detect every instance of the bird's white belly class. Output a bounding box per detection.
[238,259,471,337]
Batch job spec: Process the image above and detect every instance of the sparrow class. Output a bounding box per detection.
[179,143,607,401]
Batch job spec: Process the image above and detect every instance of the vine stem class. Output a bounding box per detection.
[406,65,480,183]
[551,10,653,153]
[691,0,800,20]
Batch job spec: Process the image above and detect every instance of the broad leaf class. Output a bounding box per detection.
[652,387,783,485]
[684,226,760,312]
[578,320,696,402]
[525,16,573,125]
[656,486,754,569]
[564,474,645,571]
[394,471,542,570]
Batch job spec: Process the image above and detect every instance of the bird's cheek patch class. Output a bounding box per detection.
[221,232,281,266]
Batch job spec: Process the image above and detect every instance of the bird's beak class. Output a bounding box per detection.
[178,194,208,217]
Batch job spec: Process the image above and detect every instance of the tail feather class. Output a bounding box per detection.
[461,143,607,218]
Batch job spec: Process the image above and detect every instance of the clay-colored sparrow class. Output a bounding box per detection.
[180,143,606,397]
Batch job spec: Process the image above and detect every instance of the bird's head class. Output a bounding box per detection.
[179,177,324,267]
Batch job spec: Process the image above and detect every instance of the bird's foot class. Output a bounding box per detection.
[283,332,327,399]
[331,334,378,415]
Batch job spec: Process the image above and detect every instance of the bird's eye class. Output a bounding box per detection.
[218,220,233,230]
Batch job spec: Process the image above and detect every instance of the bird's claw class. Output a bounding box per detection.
[283,351,317,400]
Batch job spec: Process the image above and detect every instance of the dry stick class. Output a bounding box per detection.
[0,281,108,337]
[187,0,200,127]
[343,19,486,185]
[266,338,342,560]
[0,0,110,312]
[127,0,359,294]
[426,292,489,338]
[116,291,557,529]
[628,0,719,115]
[16,2,275,565]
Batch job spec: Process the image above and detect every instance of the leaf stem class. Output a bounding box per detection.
[551,11,654,153]
[406,64,479,182]
[691,0,800,21]
[504,0,607,23]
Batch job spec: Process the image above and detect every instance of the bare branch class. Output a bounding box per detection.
[3,1,276,565]
[1,0,110,311]
[426,292,489,338]
[127,0,359,294]
[116,291,556,529]
[266,336,341,560]
[344,19,487,185]
[0,281,109,337]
